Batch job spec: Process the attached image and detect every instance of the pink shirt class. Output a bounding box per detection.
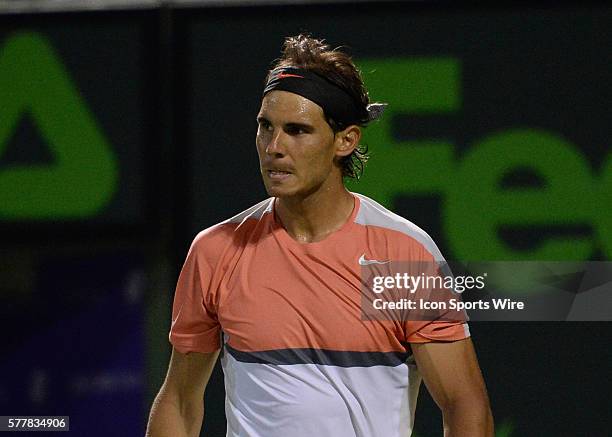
[170,193,469,437]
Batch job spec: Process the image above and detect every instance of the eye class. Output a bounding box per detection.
[286,125,308,135]
[257,119,272,131]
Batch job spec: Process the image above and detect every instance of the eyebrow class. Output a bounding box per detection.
[256,116,314,131]
[285,122,313,132]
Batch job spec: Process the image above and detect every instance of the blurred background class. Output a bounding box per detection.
[0,1,610,436]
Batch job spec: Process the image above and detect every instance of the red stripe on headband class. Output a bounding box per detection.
[277,72,303,79]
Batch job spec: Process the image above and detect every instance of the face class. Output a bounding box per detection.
[256,90,345,199]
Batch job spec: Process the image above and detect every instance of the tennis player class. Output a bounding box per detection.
[146,34,493,437]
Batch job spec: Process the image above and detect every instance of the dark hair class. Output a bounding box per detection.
[267,34,371,180]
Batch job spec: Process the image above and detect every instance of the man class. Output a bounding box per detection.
[146,34,493,437]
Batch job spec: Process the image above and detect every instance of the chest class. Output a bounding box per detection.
[214,238,404,353]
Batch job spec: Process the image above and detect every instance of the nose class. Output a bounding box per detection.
[265,129,286,156]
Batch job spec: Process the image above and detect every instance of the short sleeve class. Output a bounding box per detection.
[405,320,470,343]
[169,235,221,353]
[403,238,471,344]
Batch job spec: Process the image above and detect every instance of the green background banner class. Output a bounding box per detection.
[1,3,610,436]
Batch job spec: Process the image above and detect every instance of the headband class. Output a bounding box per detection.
[263,67,386,127]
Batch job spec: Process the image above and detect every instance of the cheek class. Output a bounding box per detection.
[255,134,266,157]
[301,145,335,178]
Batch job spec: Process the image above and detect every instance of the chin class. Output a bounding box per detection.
[265,186,294,198]
[263,180,302,199]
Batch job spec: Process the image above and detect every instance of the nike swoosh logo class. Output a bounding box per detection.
[277,72,303,79]
[358,254,390,266]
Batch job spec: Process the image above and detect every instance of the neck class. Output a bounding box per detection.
[275,180,355,243]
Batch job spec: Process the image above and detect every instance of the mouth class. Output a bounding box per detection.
[266,168,293,181]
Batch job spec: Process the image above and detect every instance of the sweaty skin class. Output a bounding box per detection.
[256,90,360,243]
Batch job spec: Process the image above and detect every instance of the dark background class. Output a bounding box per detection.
[0,2,610,436]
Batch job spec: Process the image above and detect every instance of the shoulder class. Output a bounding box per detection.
[189,197,275,259]
[353,193,445,262]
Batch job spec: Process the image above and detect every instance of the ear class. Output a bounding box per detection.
[334,125,362,158]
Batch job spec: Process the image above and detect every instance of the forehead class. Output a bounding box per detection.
[258,90,326,123]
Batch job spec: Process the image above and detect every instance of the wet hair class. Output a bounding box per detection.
[267,34,371,180]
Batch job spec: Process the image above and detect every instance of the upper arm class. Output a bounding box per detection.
[411,338,489,411]
[159,347,221,406]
